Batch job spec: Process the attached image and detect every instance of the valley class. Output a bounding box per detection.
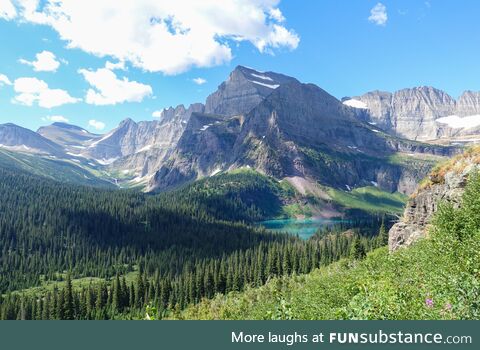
[0,65,479,320]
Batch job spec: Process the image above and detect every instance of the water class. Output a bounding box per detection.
[258,217,345,240]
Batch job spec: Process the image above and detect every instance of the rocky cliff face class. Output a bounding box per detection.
[389,148,480,251]
[150,78,456,192]
[205,66,298,116]
[345,87,480,142]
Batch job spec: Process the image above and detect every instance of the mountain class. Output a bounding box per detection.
[344,87,480,143]
[37,122,100,155]
[150,72,456,195]
[204,65,298,116]
[0,66,462,201]
[0,123,65,156]
[0,148,115,188]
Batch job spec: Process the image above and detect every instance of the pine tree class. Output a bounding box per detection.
[63,272,74,320]
[350,238,366,260]
[377,217,389,247]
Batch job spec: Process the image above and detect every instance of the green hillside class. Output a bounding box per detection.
[0,149,115,188]
[179,173,480,320]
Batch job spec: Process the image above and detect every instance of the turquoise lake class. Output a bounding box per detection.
[258,218,345,240]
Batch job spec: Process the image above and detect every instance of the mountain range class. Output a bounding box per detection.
[344,87,480,143]
[0,66,469,205]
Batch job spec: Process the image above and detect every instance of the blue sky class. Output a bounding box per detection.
[1,0,480,132]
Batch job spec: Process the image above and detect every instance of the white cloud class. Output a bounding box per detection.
[13,77,80,108]
[19,50,61,72]
[0,73,12,86]
[0,0,16,19]
[269,8,285,22]
[43,115,69,123]
[78,67,152,105]
[105,60,125,70]
[88,119,106,130]
[193,77,207,85]
[368,3,388,26]
[8,0,299,75]
[152,110,163,118]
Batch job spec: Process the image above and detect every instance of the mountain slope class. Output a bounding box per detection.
[345,87,480,143]
[0,149,115,188]
[37,122,100,153]
[0,123,66,156]
[179,158,480,320]
[205,65,298,116]
[151,77,456,196]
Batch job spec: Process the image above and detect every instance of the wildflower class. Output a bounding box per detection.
[444,303,452,311]
[425,298,434,308]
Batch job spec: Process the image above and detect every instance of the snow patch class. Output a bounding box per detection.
[250,73,273,81]
[210,167,222,176]
[371,181,378,187]
[345,185,352,191]
[371,129,380,133]
[137,144,153,153]
[200,123,213,131]
[96,157,119,165]
[88,132,114,148]
[436,115,480,129]
[249,80,280,89]
[66,152,85,158]
[343,99,368,109]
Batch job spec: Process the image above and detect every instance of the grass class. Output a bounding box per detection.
[8,270,138,298]
[417,145,480,192]
[176,170,480,320]
[327,186,407,214]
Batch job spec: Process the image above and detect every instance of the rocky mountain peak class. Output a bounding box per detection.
[345,86,480,141]
[204,66,298,117]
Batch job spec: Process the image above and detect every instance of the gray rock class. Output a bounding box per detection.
[349,87,480,142]
[389,157,480,251]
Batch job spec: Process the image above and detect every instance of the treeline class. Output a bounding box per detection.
[0,167,282,293]
[0,167,386,320]
[0,231,383,320]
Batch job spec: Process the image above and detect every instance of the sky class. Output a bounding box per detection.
[1,0,480,133]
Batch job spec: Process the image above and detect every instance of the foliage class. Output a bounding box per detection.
[327,186,407,214]
[0,167,379,320]
[179,174,480,320]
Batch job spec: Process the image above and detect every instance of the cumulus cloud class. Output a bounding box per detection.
[193,77,207,85]
[43,115,69,123]
[369,3,388,26]
[19,50,61,72]
[8,0,299,75]
[152,110,163,118]
[0,73,12,86]
[13,77,80,108]
[88,119,106,130]
[78,67,152,106]
[0,0,16,19]
[105,60,126,71]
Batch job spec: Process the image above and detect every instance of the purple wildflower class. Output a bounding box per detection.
[444,303,452,311]
[425,298,434,308]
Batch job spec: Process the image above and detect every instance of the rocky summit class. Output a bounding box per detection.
[344,87,480,143]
